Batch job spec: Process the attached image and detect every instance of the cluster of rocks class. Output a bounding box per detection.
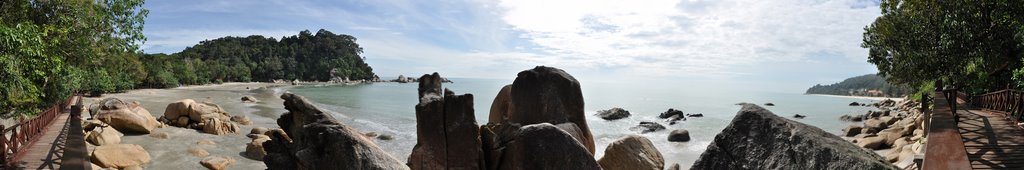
[403,67,670,169]
[596,107,694,142]
[840,98,924,167]
[261,92,406,169]
[157,99,243,135]
[84,98,159,169]
[691,104,897,169]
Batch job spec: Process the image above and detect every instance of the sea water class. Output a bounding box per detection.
[287,78,885,168]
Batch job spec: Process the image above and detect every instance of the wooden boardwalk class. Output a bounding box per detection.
[15,112,70,169]
[959,109,1024,169]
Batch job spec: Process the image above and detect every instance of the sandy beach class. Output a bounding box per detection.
[809,94,905,102]
[83,82,294,169]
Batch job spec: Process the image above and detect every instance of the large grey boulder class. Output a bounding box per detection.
[480,123,601,170]
[691,104,897,169]
[262,93,407,170]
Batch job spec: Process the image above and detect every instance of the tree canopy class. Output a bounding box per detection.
[141,29,376,87]
[1,0,148,115]
[862,0,1024,94]
[0,0,375,116]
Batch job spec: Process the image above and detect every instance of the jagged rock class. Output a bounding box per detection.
[793,114,807,119]
[480,123,601,170]
[231,115,252,125]
[87,125,123,146]
[630,122,666,133]
[691,104,896,169]
[658,109,684,119]
[200,156,236,170]
[90,144,151,169]
[94,98,161,134]
[246,134,271,160]
[262,93,406,170]
[502,66,595,154]
[202,118,239,135]
[686,113,704,117]
[668,129,691,142]
[843,125,863,137]
[598,135,665,170]
[596,107,631,120]
[408,73,482,169]
[188,102,231,123]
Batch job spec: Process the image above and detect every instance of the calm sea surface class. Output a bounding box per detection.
[287,78,884,168]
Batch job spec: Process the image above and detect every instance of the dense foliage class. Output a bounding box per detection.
[0,0,375,116]
[806,74,913,97]
[1,0,148,115]
[142,29,375,88]
[862,0,1024,94]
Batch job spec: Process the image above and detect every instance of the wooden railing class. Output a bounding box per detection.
[976,89,1024,124]
[0,95,73,168]
[922,90,972,169]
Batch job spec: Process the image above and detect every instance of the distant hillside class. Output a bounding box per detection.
[806,74,912,97]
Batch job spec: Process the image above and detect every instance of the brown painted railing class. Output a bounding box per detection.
[0,95,74,168]
[976,89,1024,124]
[922,90,972,169]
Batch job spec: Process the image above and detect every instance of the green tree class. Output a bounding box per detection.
[863,0,1024,93]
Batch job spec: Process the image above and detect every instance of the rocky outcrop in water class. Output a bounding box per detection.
[596,107,631,120]
[407,73,483,169]
[262,93,406,170]
[405,67,603,169]
[92,98,162,134]
[492,66,596,153]
[691,104,897,169]
[598,135,664,170]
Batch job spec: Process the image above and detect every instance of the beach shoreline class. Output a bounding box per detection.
[807,94,905,102]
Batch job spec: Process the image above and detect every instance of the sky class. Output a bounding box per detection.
[141,0,884,93]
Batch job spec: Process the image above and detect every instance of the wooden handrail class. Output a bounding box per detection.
[0,95,76,168]
[973,89,1024,124]
[923,91,972,169]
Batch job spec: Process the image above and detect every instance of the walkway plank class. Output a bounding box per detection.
[16,112,70,169]
[959,109,1024,169]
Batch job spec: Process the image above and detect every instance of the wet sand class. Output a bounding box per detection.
[83,82,293,169]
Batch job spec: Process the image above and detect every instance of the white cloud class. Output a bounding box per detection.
[495,0,881,77]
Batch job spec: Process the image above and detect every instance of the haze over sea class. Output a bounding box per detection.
[288,77,887,168]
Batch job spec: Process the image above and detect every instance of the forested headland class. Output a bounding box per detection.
[805,74,912,97]
[1,1,374,116]
[140,30,376,88]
